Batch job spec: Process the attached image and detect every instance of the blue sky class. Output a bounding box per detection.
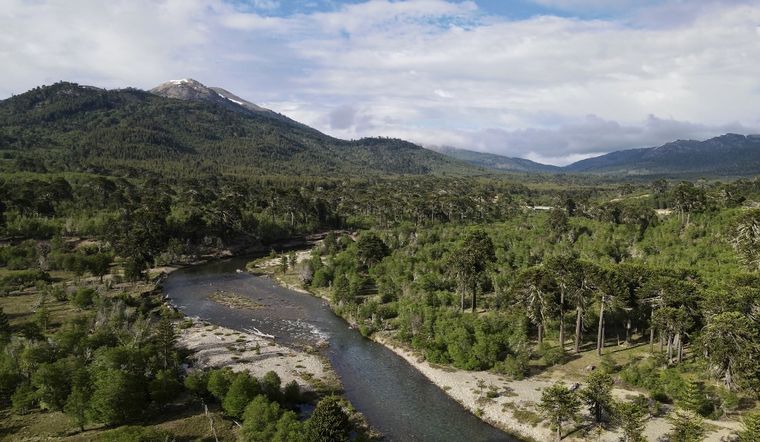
[232,0,655,20]
[2,0,759,164]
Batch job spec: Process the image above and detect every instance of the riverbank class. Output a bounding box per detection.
[160,249,384,440]
[374,335,740,442]
[178,318,339,393]
[254,252,742,442]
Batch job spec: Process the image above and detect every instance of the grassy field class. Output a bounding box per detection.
[0,405,239,441]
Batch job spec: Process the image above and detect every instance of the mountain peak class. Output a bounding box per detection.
[151,78,218,101]
[151,78,279,118]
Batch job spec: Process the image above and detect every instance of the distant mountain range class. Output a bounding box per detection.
[437,134,760,177]
[430,146,561,173]
[563,134,760,176]
[2,79,759,178]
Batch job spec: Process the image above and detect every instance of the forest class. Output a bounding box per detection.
[2,163,760,440]
[269,178,760,441]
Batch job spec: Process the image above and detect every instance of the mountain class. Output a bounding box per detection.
[150,79,305,127]
[0,81,482,177]
[432,146,561,173]
[565,134,760,176]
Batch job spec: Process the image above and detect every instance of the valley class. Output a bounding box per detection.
[0,80,759,442]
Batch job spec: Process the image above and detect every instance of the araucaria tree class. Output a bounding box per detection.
[667,409,705,442]
[538,382,581,441]
[448,229,495,312]
[730,209,760,271]
[592,267,626,356]
[700,311,758,390]
[516,267,555,348]
[545,255,582,352]
[581,371,615,425]
[615,400,648,442]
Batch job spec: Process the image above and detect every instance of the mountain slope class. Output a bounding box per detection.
[432,146,560,173]
[150,79,310,129]
[0,81,481,177]
[565,134,760,176]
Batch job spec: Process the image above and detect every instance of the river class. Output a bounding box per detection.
[163,254,516,442]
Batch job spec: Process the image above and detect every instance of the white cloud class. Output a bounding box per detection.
[0,0,215,91]
[2,0,760,165]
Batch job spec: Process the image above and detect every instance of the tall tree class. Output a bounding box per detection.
[355,233,389,269]
[516,267,555,348]
[545,255,581,352]
[592,267,626,355]
[153,316,177,370]
[448,229,495,312]
[671,182,706,225]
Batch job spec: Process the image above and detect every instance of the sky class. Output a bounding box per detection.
[2,0,760,165]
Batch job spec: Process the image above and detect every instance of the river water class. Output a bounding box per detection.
[163,255,516,442]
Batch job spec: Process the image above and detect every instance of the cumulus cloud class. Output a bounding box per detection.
[2,0,760,164]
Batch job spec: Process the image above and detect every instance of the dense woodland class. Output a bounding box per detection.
[1,82,760,441]
[286,179,760,441]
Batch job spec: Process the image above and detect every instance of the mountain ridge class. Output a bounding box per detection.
[3,80,760,178]
[0,81,483,177]
[564,133,760,176]
[430,146,561,174]
[434,135,760,177]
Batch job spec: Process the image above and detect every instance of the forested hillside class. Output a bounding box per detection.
[432,146,562,173]
[565,134,760,176]
[0,82,479,178]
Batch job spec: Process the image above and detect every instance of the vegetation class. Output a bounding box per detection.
[3,80,760,441]
[538,382,581,441]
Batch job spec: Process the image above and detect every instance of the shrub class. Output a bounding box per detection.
[494,353,529,380]
[261,371,281,402]
[282,380,300,405]
[184,371,209,398]
[148,369,182,407]
[540,346,568,367]
[207,368,234,400]
[71,288,97,309]
[240,395,282,441]
[222,373,261,418]
[11,383,37,414]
